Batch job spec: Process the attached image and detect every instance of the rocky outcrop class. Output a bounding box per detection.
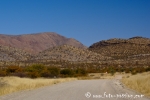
[89,37,150,59]
[0,45,31,62]
[31,45,110,62]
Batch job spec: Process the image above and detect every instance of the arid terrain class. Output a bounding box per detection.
[0,74,149,100]
[89,36,150,65]
[0,32,150,100]
[0,33,150,63]
[0,33,150,68]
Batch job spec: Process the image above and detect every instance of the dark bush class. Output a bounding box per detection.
[6,66,22,73]
[146,66,150,72]
[47,67,60,77]
[28,72,40,78]
[108,67,116,76]
[26,64,45,73]
[41,69,51,78]
[125,68,130,73]
[131,70,137,75]
[60,69,74,77]
[75,68,87,76]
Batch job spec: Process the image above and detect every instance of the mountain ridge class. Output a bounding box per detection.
[0,32,86,54]
[0,34,150,66]
[89,36,150,59]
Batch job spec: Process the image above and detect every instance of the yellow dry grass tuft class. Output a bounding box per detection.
[0,77,77,96]
[122,72,150,96]
[88,73,115,79]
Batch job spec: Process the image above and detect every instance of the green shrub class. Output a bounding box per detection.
[131,70,137,75]
[25,64,46,78]
[26,64,45,72]
[47,67,60,77]
[108,67,116,76]
[60,69,74,77]
[75,68,87,76]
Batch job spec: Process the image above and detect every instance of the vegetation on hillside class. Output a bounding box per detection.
[89,37,150,59]
[0,45,31,62]
[32,45,110,62]
[0,37,150,67]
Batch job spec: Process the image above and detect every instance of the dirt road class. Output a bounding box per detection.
[0,79,149,100]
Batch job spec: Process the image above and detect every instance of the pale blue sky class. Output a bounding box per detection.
[0,0,150,46]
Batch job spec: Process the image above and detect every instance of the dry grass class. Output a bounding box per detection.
[0,77,77,96]
[74,73,116,80]
[122,72,150,96]
[87,72,131,79]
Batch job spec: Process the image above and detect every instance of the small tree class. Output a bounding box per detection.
[60,69,74,77]
[108,67,116,76]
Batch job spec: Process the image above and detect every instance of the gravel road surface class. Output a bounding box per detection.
[0,79,149,100]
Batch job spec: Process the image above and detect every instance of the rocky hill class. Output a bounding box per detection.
[0,45,31,62]
[0,32,86,54]
[31,45,110,63]
[1,35,150,67]
[89,36,150,59]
